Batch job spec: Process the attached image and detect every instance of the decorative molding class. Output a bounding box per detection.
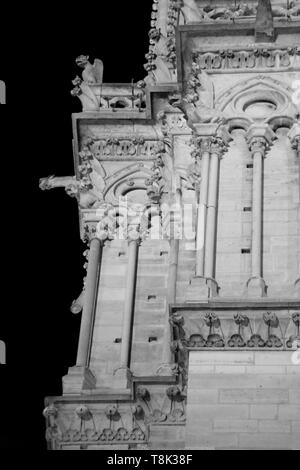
[170,310,300,350]
[87,136,157,161]
[43,380,188,449]
[145,139,172,203]
[44,403,148,449]
[182,1,300,23]
[192,47,300,71]
[144,0,181,83]
[135,385,186,425]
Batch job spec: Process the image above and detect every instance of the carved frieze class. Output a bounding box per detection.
[87,137,157,161]
[170,309,300,350]
[135,384,186,425]
[44,403,148,449]
[182,1,300,23]
[192,47,300,71]
[44,381,187,449]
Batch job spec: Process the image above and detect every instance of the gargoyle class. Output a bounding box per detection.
[39,175,102,209]
[75,55,104,84]
[39,175,78,192]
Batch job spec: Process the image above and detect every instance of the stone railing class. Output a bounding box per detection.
[71,82,147,113]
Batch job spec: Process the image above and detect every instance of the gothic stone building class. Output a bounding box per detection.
[40,0,300,450]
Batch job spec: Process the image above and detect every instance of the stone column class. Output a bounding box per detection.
[114,222,143,388]
[63,211,116,394]
[76,237,102,366]
[186,126,231,300]
[245,124,276,297]
[63,235,102,394]
[195,139,210,277]
[120,237,139,368]
[288,122,300,297]
[157,209,180,376]
[204,137,225,280]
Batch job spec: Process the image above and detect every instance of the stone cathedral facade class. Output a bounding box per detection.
[40,0,300,450]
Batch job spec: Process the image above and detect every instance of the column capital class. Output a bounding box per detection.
[126,217,150,243]
[83,216,117,244]
[288,122,300,153]
[191,125,232,159]
[246,124,276,156]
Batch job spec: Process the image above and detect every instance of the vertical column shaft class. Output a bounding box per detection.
[251,150,264,278]
[204,151,220,279]
[196,150,210,277]
[76,238,102,367]
[160,237,179,367]
[245,124,276,295]
[120,239,139,369]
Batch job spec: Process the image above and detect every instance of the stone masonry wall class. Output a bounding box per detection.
[186,350,300,450]
[90,238,169,385]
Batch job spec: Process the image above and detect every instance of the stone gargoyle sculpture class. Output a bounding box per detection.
[71,55,104,111]
[39,175,102,209]
[75,55,104,84]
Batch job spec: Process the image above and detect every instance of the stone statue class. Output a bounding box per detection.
[75,55,104,84]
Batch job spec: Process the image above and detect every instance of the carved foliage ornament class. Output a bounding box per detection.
[190,2,300,23]
[86,136,157,160]
[192,47,300,71]
[170,311,300,350]
[45,403,148,446]
[144,0,182,76]
[136,385,186,425]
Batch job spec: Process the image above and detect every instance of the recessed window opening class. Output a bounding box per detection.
[148,336,157,343]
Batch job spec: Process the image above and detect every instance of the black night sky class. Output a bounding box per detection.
[0,1,152,450]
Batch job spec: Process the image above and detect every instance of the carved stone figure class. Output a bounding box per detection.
[75,55,104,84]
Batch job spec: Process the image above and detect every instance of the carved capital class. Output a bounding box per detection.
[191,136,212,155]
[248,136,269,154]
[191,125,232,160]
[246,124,276,156]
[288,122,300,154]
[126,221,149,244]
[209,136,230,158]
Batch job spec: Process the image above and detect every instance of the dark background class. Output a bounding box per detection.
[0,1,152,449]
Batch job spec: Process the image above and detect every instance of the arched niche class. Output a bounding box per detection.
[103,163,152,205]
[217,75,298,122]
